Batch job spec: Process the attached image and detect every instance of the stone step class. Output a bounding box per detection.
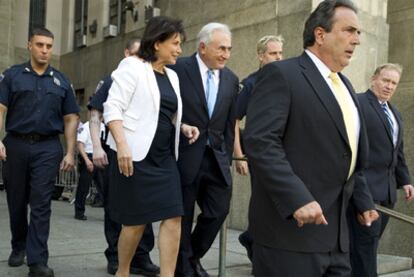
[380,269,414,277]
[379,254,413,275]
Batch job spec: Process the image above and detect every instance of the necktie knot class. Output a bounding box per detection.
[329,72,340,83]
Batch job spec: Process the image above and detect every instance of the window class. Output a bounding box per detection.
[74,0,88,48]
[75,88,85,106]
[28,0,46,38]
[109,0,126,34]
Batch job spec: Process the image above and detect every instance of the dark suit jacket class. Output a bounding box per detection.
[243,52,375,253]
[169,54,239,186]
[356,90,411,204]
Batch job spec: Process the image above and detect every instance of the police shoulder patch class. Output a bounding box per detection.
[94,80,104,93]
[70,84,76,96]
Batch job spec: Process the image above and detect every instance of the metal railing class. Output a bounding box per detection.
[375,204,414,225]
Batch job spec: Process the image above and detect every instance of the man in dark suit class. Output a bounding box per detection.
[234,35,284,261]
[349,64,414,277]
[170,23,239,277]
[243,0,379,276]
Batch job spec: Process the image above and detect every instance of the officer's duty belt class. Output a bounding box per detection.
[10,133,58,143]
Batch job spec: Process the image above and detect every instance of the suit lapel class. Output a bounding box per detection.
[299,53,349,146]
[388,102,402,146]
[367,90,394,143]
[210,69,227,120]
[183,55,208,114]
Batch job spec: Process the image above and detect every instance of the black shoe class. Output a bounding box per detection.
[191,259,209,277]
[8,250,25,267]
[130,261,160,276]
[238,232,253,262]
[28,264,54,277]
[107,262,117,275]
[74,214,87,220]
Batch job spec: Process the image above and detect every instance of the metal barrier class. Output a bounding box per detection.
[375,204,414,225]
[55,155,79,203]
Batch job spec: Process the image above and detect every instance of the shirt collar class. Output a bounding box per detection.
[196,53,219,78]
[23,61,53,76]
[378,100,389,106]
[305,49,334,79]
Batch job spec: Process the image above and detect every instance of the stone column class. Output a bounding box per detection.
[0,0,15,72]
[378,0,414,259]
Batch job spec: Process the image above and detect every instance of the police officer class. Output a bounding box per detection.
[74,119,106,220]
[233,35,284,261]
[0,27,79,277]
[88,37,160,276]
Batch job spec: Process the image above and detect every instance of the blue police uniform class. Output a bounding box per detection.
[88,75,112,113]
[0,62,79,266]
[88,76,156,272]
[235,70,259,120]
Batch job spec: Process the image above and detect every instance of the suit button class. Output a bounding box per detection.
[343,153,348,158]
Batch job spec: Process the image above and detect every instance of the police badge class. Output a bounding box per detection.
[53,77,61,87]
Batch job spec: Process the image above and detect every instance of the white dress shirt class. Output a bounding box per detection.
[196,53,219,93]
[305,49,360,146]
[77,121,106,154]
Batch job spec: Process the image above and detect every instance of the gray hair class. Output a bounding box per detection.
[256,35,284,54]
[372,63,403,78]
[196,22,231,49]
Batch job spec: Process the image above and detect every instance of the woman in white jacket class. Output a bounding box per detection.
[103,16,199,277]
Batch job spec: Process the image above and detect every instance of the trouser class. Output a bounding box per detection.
[3,135,62,266]
[176,147,232,275]
[348,201,392,277]
[253,243,351,277]
[74,153,104,216]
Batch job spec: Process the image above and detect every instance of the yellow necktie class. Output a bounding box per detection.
[329,72,357,179]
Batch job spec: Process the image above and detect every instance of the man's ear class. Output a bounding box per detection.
[314,27,325,46]
[199,42,207,54]
[257,53,264,63]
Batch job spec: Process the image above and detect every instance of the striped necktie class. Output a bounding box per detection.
[381,102,395,140]
[329,72,357,179]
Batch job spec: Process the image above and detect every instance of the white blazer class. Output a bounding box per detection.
[103,57,182,162]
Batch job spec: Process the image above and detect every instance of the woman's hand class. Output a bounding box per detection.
[181,123,200,144]
[117,142,133,177]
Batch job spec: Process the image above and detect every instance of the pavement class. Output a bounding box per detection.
[0,190,251,276]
